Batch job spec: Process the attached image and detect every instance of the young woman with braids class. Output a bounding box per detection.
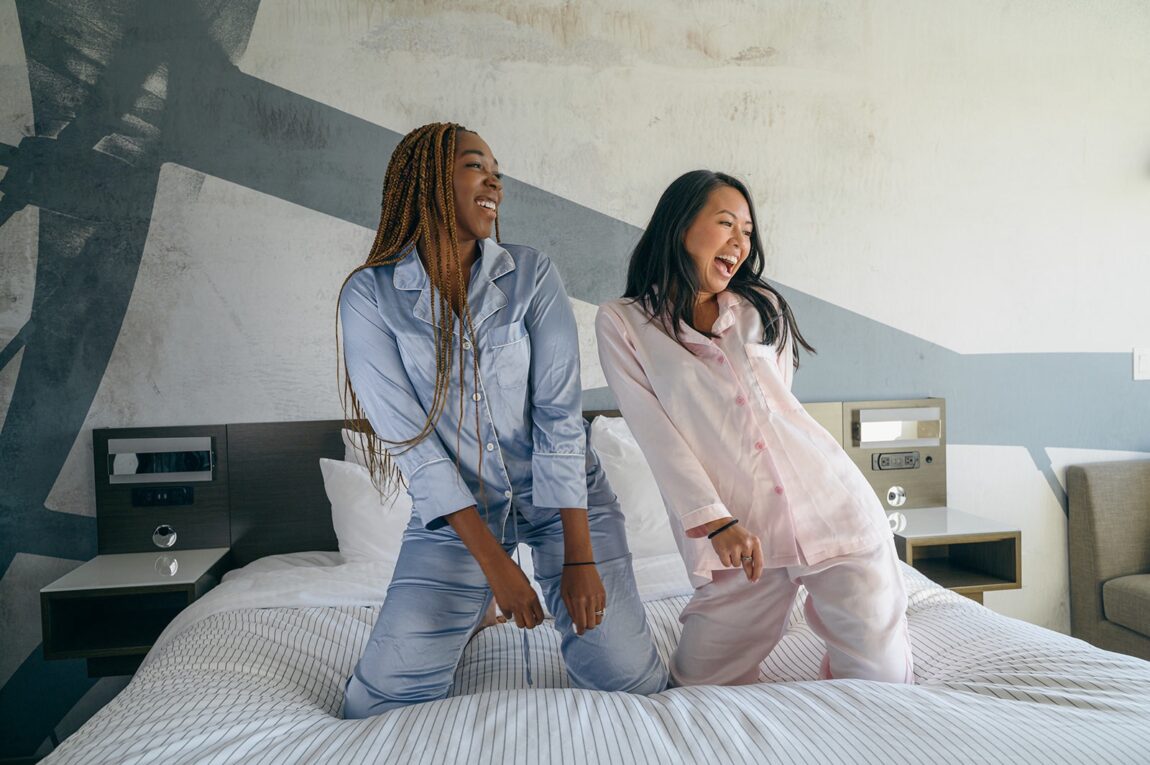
[338,123,667,718]
[596,170,914,688]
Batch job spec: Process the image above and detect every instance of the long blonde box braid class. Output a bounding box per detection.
[336,123,501,502]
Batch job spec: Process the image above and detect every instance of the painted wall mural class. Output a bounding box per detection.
[1,0,1147,758]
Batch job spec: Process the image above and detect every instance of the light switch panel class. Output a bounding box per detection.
[1134,348,1150,381]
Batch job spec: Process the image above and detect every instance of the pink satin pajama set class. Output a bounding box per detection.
[596,290,914,686]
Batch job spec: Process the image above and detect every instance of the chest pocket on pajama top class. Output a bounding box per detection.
[744,343,802,412]
[486,319,531,389]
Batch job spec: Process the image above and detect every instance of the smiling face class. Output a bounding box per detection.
[682,184,753,300]
[452,131,503,248]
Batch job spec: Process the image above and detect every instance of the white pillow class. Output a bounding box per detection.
[320,452,548,611]
[631,553,694,601]
[223,551,345,583]
[590,416,680,560]
[320,457,411,565]
[341,427,375,469]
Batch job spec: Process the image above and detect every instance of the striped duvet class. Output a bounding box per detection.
[43,561,1150,764]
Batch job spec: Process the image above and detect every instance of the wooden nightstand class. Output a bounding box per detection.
[41,547,230,677]
[890,507,1021,604]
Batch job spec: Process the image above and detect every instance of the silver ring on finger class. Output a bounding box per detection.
[741,555,754,563]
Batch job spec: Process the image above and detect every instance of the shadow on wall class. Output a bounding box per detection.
[0,0,1146,758]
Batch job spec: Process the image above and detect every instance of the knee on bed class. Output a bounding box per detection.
[570,652,669,696]
[342,672,448,719]
[825,637,915,685]
[625,660,670,696]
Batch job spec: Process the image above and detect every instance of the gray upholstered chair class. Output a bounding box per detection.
[1067,461,1150,661]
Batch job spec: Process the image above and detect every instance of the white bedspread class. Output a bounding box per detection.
[44,560,1150,764]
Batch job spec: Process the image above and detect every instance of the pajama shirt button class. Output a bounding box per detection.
[463,340,472,350]
[486,443,495,451]
[735,394,746,406]
[754,440,765,451]
[775,485,784,495]
[473,393,482,401]
[504,490,513,499]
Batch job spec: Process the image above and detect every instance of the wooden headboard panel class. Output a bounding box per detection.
[93,419,344,566]
[226,420,343,566]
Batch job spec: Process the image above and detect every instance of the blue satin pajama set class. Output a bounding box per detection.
[339,240,667,718]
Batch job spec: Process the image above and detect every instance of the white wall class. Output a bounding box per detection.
[241,0,1150,355]
[13,0,1150,635]
[233,0,1150,632]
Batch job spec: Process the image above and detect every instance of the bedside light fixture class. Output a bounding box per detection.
[107,436,213,484]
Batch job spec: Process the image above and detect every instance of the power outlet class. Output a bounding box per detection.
[131,485,194,507]
[1134,348,1150,381]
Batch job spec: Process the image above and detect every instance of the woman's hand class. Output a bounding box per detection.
[557,508,605,636]
[561,564,607,636]
[703,518,763,582]
[486,555,545,629]
[445,506,544,629]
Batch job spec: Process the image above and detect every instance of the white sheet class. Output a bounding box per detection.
[46,561,1150,765]
[151,551,693,660]
[221,550,345,577]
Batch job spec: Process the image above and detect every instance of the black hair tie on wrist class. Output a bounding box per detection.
[562,561,596,567]
[707,518,739,539]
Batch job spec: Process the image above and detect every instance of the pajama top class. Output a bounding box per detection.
[596,290,892,587]
[340,239,596,535]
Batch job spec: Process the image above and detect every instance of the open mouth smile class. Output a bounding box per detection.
[714,253,738,278]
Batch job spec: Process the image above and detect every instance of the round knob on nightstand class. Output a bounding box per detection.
[154,554,179,576]
[886,486,907,507]
[152,524,177,548]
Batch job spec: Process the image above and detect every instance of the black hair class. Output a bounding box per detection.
[623,169,815,367]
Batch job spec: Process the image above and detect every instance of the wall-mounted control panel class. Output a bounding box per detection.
[804,398,947,510]
[94,426,230,554]
[846,398,946,509]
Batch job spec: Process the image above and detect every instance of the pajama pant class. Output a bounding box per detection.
[342,502,668,719]
[672,539,914,686]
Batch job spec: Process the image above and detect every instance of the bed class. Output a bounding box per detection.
[45,418,1150,764]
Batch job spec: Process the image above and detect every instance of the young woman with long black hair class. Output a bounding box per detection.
[596,170,913,687]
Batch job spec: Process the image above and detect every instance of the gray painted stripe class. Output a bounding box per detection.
[583,289,1149,512]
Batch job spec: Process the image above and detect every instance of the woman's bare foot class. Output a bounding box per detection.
[470,600,504,639]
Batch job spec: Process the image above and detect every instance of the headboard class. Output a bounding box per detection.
[94,412,621,567]
[226,421,344,566]
[95,420,344,567]
[93,399,941,567]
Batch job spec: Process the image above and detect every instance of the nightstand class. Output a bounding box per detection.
[41,547,230,677]
[890,507,1021,604]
